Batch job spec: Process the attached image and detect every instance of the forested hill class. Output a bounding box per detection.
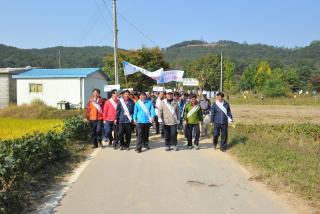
[164,40,320,73]
[1,40,319,73]
[0,44,114,68]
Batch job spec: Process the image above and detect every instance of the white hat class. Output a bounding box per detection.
[202,90,207,95]
[166,89,173,94]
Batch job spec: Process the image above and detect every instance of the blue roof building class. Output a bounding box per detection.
[13,68,110,108]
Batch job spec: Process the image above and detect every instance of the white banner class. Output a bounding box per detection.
[152,86,164,92]
[104,84,121,92]
[158,70,184,84]
[123,61,150,76]
[123,61,184,84]
[182,78,199,86]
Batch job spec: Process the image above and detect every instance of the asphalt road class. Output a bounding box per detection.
[53,131,294,214]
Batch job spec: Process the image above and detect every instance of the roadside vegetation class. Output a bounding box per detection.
[0,102,89,213]
[228,123,320,209]
[0,100,84,120]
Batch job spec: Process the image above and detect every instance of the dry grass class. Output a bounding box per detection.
[0,103,83,119]
[231,104,320,124]
[228,94,320,106]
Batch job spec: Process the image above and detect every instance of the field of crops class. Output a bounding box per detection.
[0,118,63,140]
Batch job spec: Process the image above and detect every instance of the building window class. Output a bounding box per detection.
[29,83,43,93]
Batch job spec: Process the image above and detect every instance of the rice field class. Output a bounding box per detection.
[0,118,63,140]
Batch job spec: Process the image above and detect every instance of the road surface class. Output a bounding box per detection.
[52,131,294,214]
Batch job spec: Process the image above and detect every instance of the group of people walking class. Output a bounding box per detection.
[85,88,233,153]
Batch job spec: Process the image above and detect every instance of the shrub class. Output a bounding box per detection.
[63,116,90,142]
[0,131,69,213]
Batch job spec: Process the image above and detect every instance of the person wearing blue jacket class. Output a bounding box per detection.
[211,92,233,152]
[115,90,135,151]
[133,92,155,153]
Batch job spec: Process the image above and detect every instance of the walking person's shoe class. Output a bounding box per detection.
[136,149,142,153]
[92,145,98,149]
[194,144,200,150]
[120,146,124,150]
[220,148,227,152]
[98,141,104,148]
[188,146,193,150]
[109,141,113,146]
[173,145,179,151]
[165,146,171,151]
[126,147,130,151]
[144,145,150,150]
[213,144,217,150]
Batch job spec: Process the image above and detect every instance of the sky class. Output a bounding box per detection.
[0,0,319,49]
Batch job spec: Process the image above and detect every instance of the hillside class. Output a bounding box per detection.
[164,40,320,75]
[0,44,114,68]
[0,40,319,76]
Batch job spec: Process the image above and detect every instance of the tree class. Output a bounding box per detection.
[186,54,234,91]
[102,47,170,91]
[223,60,236,91]
[255,61,272,90]
[240,65,256,91]
[263,78,287,97]
[311,74,320,92]
[281,67,300,90]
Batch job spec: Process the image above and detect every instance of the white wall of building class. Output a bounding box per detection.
[83,72,108,107]
[16,78,82,107]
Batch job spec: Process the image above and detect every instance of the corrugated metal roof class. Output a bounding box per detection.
[12,68,102,78]
[0,67,32,74]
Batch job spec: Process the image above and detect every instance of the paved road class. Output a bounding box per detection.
[53,132,294,214]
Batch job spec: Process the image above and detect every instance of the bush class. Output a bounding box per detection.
[63,116,90,142]
[263,78,287,97]
[0,131,69,213]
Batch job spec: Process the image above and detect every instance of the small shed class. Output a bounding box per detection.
[13,68,109,108]
[0,67,32,108]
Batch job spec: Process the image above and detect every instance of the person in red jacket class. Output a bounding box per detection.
[103,89,119,149]
[86,88,104,148]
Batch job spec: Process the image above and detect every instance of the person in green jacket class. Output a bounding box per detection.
[184,94,203,150]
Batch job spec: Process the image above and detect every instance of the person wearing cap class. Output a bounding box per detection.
[133,92,155,153]
[103,89,119,148]
[159,89,181,151]
[85,88,104,148]
[115,90,135,150]
[211,92,233,152]
[199,91,211,137]
[184,94,203,150]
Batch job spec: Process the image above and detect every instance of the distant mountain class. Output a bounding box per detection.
[0,44,114,68]
[1,40,319,77]
[164,40,320,75]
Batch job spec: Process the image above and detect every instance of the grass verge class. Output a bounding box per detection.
[228,123,320,209]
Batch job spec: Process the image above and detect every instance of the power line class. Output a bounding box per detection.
[93,0,113,32]
[99,0,159,47]
[101,0,113,20]
[117,11,159,46]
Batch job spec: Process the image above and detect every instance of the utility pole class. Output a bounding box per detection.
[58,49,61,68]
[220,51,223,92]
[113,0,119,85]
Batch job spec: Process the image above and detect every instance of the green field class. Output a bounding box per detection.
[0,118,63,140]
